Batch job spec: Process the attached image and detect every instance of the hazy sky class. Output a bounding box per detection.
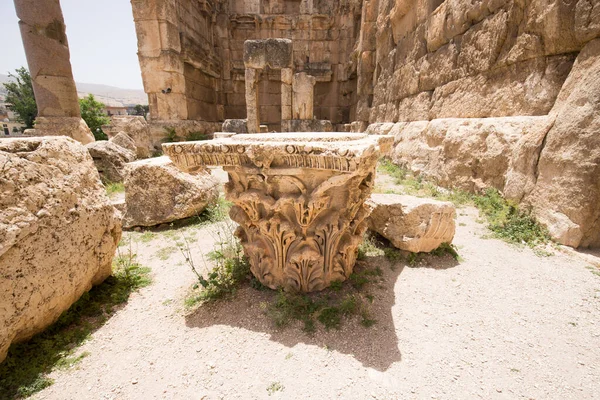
[1,0,144,90]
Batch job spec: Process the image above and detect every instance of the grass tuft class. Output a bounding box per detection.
[377,159,551,249]
[104,182,124,197]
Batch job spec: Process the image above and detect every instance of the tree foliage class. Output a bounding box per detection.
[3,67,37,130]
[133,104,149,118]
[79,94,110,140]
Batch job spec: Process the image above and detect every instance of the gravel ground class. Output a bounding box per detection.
[34,172,600,400]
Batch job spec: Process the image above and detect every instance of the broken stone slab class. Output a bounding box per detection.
[366,193,456,253]
[214,132,238,139]
[163,132,393,292]
[86,140,136,183]
[122,156,219,229]
[222,119,248,134]
[109,132,137,155]
[103,116,152,159]
[0,136,121,363]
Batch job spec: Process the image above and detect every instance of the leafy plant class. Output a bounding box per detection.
[182,220,251,307]
[79,94,110,140]
[185,131,210,141]
[162,127,178,143]
[3,67,37,130]
[377,159,551,248]
[473,188,550,247]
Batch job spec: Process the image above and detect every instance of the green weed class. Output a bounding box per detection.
[185,131,210,141]
[473,188,550,247]
[104,182,124,197]
[267,381,284,395]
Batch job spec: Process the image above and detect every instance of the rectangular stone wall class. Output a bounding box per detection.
[365,0,600,124]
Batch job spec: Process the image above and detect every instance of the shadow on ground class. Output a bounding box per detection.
[184,252,459,371]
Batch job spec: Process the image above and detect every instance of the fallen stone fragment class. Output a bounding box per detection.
[122,156,219,228]
[86,140,136,183]
[0,136,121,363]
[103,116,152,159]
[109,132,137,155]
[367,193,456,253]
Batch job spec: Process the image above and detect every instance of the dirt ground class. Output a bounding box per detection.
[34,170,600,400]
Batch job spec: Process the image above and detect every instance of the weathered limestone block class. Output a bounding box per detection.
[367,194,456,253]
[222,119,248,134]
[0,136,121,363]
[86,141,136,183]
[243,38,293,69]
[32,116,94,145]
[390,117,552,192]
[109,132,137,155]
[281,119,333,132]
[103,116,152,159]
[122,157,219,229]
[524,39,600,248]
[163,133,393,292]
[292,72,316,120]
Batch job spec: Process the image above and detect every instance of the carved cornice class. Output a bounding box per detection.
[163,133,392,173]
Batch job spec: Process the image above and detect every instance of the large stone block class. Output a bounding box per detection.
[390,116,553,192]
[367,193,456,253]
[86,141,136,183]
[122,157,219,228]
[524,39,600,248]
[243,38,293,69]
[103,116,153,159]
[0,137,121,363]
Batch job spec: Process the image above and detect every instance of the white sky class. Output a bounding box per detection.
[1,0,144,90]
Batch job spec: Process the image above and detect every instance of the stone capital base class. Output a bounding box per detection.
[30,117,95,145]
[164,132,393,292]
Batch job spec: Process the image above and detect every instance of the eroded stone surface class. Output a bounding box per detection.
[367,193,456,253]
[222,119,248,134]
[122,157,219,229]
[0,136,121,362]
[103,116,152,159]
[86,140,136,183]
[164,133,392,292]
[524,39,600,248]
[109,132,138,155]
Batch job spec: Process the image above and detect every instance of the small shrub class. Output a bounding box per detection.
[474,188,550,247]
[182,221,251,307]
[185,131,210,141]
[430,243,460,260]
[357,232,384,260]
[196,196,232,225]
[162,127,178,143]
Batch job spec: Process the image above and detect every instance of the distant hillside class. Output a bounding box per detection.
[0,74,147,106]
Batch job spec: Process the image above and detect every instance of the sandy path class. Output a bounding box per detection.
[34,178,600,399]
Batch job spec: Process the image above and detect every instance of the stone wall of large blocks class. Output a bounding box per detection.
[132,0,363,129]
[366,0,600,123]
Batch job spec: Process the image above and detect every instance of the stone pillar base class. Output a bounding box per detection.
[29,117,95,144]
